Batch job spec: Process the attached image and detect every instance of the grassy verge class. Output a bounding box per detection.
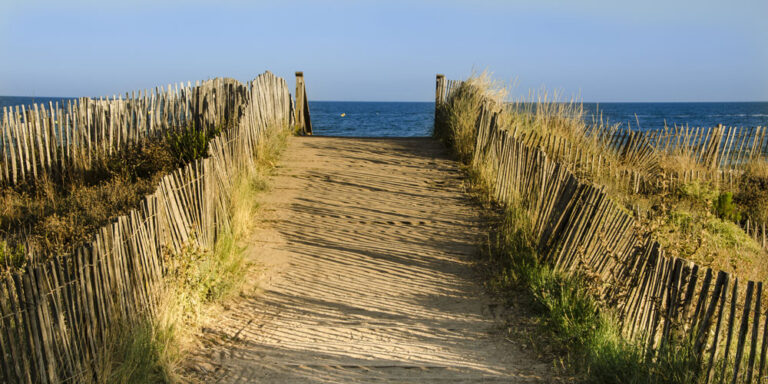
[438,74,714,382]
[436,73,766,282]
[467,169,700,383]
[98,127,289,383]
[0,121,234,271]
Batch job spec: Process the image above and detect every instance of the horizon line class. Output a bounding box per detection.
[308,99,768,104]
[2,95,768,104]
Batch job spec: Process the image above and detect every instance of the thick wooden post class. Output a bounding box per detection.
[295,71,312,135]
[435,74,446,105]
[434,74,446,135]
[432,73,446,135]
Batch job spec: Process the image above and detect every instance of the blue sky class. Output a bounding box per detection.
[1,0,766,102]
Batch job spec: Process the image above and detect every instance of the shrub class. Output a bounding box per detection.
[0,240,25,270]
[100,141,177,182]
[713,192,741,223]
[434,72,506,163]
[167,124,222,166]
[735,160,768,223]
[678,181,717,205]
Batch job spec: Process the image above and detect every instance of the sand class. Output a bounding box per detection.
[185,136,559,383]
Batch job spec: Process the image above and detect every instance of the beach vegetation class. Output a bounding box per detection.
[0,125,224,272]
[100,125,288,383]
[437,72,767,381]
[436,73,767,281]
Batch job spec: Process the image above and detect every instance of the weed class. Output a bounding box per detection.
[0,240,25,270]
[443,74,707,382]
[713,192,741,222]
[735,159,768,223]
[101,124,289,383]
[167,124,222,167]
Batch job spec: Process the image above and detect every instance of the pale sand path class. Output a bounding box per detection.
[186,136,556,383]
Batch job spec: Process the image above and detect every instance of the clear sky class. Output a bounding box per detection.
[1,0,766,102]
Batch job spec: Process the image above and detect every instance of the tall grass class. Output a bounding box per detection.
[434,72,506,163]
[437,73,766,282]
[438,74,717,381]
[100,127,289,383]
[0,125,217,269]
[479,198,700,383]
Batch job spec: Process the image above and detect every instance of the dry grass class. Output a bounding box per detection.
[0,119,289,379]
[438,73,767,282]
[0,141,177,270]
[441,74,722,383]
[735,159,768,224]
[434,71,506,162]
[0,121,248,271]
[462,132,700,384]
[99,126,290,383]
[649,181,767,281]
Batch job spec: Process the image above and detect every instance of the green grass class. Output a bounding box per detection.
[438,74,706,382]
[100,317,177,384]
[437,73,766,282]
[0,240,25,270]
[480,198,701,383]
[100,126,289,383]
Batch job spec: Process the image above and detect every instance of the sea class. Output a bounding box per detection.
[0,96,76,112]
[2,97,767,137]
[308,101,768,137]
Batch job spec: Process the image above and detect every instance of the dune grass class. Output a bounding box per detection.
[434,72,507,163]
[0,140,177,269]
[477,196,701,383]
[98,127,288,383]
[437,73,766,282]
[463,148,702,383]
[435,73,764,382]
[0,121,240,271]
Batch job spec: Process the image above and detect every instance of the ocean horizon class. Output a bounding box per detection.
[307,100,768,137]
[2,96,767,137]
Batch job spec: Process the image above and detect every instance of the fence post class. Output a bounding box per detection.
[435,74,446,105]
[434,74,446,135]
[294,71,312,135]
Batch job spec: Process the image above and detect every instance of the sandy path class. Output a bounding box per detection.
[186,137,555,383]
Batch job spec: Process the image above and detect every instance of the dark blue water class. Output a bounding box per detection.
[2,97,766,137]
[582,102,768,132]
[0,96,76,113]
[309,101,768,137]
[308,101,435,137]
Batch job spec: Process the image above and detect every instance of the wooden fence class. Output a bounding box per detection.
[0,71,296,383]
[437,75,768,383]
[0,77,249,186]
[436,76,768,171]
[435,75,768,250]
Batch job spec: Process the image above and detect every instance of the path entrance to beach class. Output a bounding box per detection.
[186,136,557,383]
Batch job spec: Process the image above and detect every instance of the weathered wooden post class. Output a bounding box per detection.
[435,74,446,106]
[295,71,312,135]
[434,74,446,135]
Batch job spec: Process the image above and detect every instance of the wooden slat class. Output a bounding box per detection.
[746,282,762,383]
[731,281,754,383]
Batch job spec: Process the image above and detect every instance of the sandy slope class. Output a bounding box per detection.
[185,137,559,383]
